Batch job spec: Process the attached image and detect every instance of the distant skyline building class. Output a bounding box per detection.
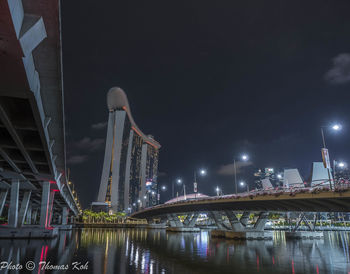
[95,87,161,212]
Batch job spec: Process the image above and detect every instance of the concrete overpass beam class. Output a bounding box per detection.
[0,190,8,216]
[19,15,47,56]
[8,180,20,227]
[17,190,31,227]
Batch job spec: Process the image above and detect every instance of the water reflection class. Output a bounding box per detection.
[1,229,350,273]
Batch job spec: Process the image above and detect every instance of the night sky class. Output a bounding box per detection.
[61,0,350,208]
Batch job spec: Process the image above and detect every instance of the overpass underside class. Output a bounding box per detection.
[0,0,79,237]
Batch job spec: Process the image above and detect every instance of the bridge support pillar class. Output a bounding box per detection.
[62,207,68,225]
[167,214,183,227]
[209,211,225,230]
[0,190,8,216]
[253,212,269,231]
[17,190,31,227]
[26,204,32,225]
[225,211,245,231]
[182,213,199,227]
[40,181,51,228]
[8,180,19,227]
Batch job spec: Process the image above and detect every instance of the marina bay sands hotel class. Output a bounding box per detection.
[93,87,160,213]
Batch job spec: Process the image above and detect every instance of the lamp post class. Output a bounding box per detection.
[320,124,342,190]
[234,154,249,194]
[215,186,221,196]
[194,169,206,199]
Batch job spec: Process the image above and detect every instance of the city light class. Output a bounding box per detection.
[200,169,206,175]
[241,154,249,161]
[332,124,342,131]
[240,181,245,186]
[338,162,346,168]
[137,199,141,203]
[216,186,220,192]
[161,185,166,190]
[151,191,155,195]
[143,195,147,199]
[177,178,182,184]
[277,174,282,179]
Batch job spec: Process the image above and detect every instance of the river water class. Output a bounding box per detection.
[0,228,350,273]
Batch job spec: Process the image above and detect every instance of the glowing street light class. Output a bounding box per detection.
[161,185,167,191]
[338,162,345,168]
[200,169,207,175]
[277,174,282,179]
[332,124,342,131]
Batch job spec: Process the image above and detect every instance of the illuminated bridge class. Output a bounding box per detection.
[131,188,350,233]
[0,0,80,237]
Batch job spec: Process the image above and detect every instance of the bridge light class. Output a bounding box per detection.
[332,124,342,131]
[241,154,249,161]
[338,162,346,168]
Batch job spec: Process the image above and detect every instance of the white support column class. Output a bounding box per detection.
[40,181,50,228]
[17,190,31,227]
[0,190,8,216]
[110,111,126,212]
[97,112,115,202]
[62,206,68,225]
[8,180,20,228]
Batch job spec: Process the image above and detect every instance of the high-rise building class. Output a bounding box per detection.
[95,87,160,213]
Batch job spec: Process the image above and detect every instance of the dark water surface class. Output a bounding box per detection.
[1,229,350,273]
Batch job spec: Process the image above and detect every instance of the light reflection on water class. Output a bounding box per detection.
[0,229,350,273]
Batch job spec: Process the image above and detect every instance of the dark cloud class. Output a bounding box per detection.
[325,53,350,84]
[158,171,167,177]
[74,137,105,152]
[67,155,89,165]
[217,161,253,176]
[91,122,107,130]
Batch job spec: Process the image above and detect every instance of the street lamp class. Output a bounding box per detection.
[172,178,182,198]
[233,154,249,194]
[161,185,167,191]
[240,181,249,192]
[194,168,207,198]
[320,124,342,190]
